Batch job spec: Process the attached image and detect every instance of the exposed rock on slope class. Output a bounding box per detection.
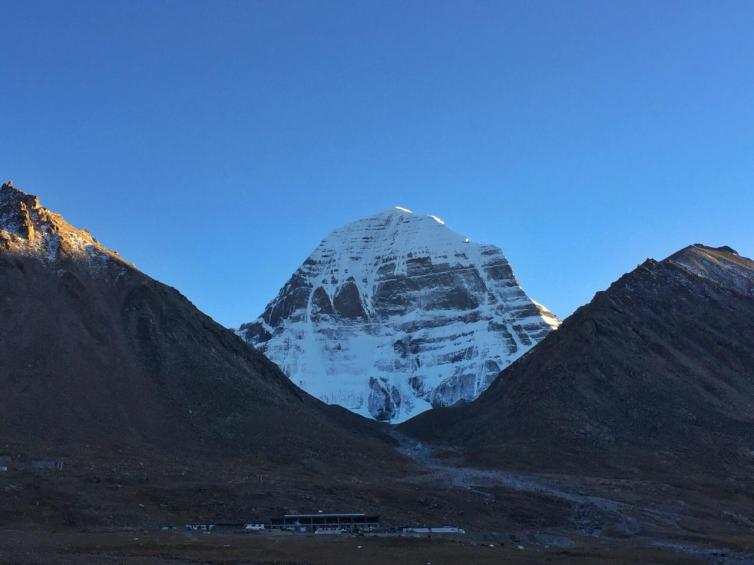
[401,244,754,475]
[0,180,121,262]
[239,206,558,422]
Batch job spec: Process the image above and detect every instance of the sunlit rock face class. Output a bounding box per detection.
[0,180,124,268]
[239,207,559,423]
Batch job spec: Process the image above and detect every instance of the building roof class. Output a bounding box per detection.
[281,513,375,519]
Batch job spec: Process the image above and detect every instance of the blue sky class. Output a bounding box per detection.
[2,0,753,327]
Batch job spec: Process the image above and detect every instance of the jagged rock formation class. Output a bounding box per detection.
[239,206,558,422]
[401,244,754,475]
[0,180,121,264]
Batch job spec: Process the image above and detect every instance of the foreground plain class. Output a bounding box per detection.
[2,529,749,565]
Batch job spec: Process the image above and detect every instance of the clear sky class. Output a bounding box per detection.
[2,0,753,327]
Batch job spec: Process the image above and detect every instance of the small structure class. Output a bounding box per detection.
[184,524,215,533]
[314,526,348,535]
[270,513,380,533]
[402,526,466,534]
[31,458,64,471]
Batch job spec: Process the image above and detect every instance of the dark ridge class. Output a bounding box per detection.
[401,244,754,478]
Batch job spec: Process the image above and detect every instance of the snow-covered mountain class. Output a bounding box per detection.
[239,206,559,422]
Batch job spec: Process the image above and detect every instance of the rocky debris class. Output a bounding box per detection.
[239,207,558,422]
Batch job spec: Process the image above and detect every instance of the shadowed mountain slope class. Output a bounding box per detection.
[401,244,754,476]
[0,180,399,468]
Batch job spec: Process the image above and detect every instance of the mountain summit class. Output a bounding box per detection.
[666,243,754,296]
[0,181,122,265]
[239,206,558,422]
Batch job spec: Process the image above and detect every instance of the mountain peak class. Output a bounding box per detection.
[1,179,40,208]
[0,181,125,267]
[2,179,21,194]
[664,243,754,297]
[669,243,740,259]
[371,206,447,226]
[1,181,45,242]
[326,207,469,265]
[239,208,558,422]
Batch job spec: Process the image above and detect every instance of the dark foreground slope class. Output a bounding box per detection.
[402,244,754,476]
[0,181,393,461]
[0,182,437,528]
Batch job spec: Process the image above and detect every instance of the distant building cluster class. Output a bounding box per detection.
[177,512,466,537]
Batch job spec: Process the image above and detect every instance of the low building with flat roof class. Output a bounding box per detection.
[270,513,379,532]
[401,526,466,534]
[31,458,64,471]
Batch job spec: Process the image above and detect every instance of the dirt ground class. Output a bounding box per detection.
[3,448,754,564]
[0,529,722,565]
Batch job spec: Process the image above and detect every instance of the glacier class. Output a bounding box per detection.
[239,206,559,423]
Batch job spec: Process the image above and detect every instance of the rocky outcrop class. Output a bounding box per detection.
[239,206,559,422]
[0,180,124,266]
